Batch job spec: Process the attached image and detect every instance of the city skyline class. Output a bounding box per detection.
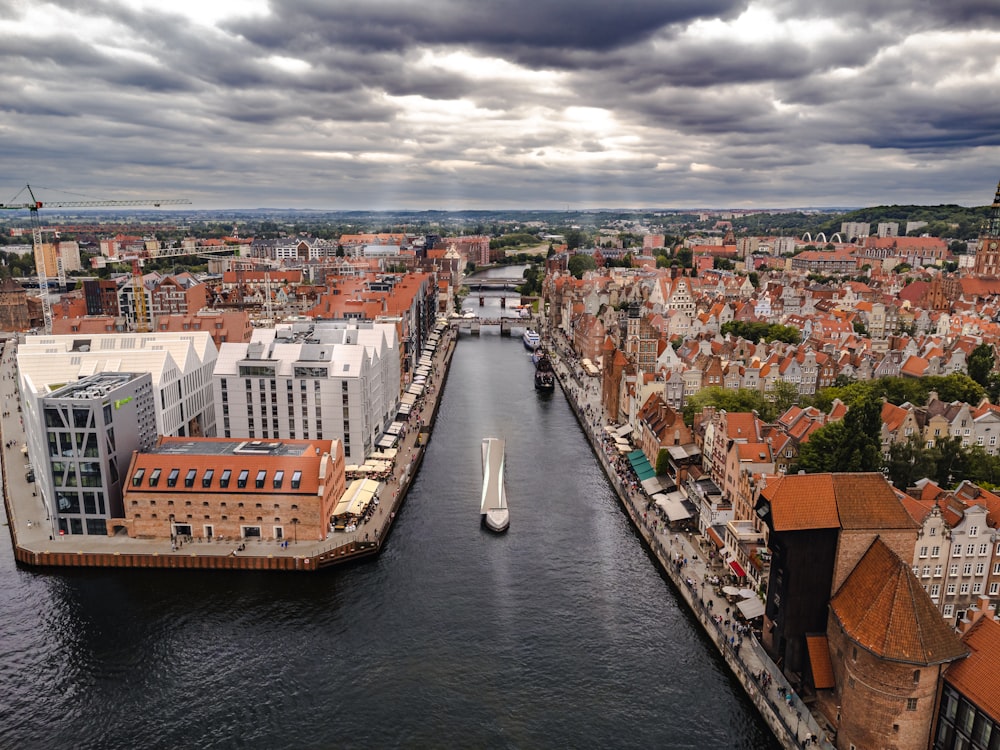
[2,0,999,211]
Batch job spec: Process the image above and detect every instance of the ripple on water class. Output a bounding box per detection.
[0,336,778,750]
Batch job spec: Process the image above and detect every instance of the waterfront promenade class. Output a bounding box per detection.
[544,324,834,750]
[0,326,458,572]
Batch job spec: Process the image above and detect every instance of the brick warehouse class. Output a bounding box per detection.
[120,436,345,543]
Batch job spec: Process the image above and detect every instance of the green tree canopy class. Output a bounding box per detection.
[796,393,883,474]
[967,344,994,389]
[567,253,597,279]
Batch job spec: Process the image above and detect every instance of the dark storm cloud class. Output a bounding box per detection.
[769,0,1000,31]
[228,0,748,54]
[0,0,998,208]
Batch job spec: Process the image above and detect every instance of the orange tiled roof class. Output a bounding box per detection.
[946,617,1000,720]
[806,635,835,690]
[759,474,840,530]
[830,538,968,665]
[760,473,914,531]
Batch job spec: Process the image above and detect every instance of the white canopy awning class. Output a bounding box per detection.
[655,491,692,521]
[615,424,633,438]
[737,597,765,619]
[641,476,663,494]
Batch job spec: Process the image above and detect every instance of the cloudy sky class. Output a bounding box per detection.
[2,0,999,211]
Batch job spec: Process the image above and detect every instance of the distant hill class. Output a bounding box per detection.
[729,204,990,241]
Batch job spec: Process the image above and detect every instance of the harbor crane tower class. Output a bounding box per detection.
[0,184,190,333]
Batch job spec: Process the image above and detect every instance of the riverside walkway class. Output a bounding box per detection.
[0,326,458,572]
[545,323,834,750]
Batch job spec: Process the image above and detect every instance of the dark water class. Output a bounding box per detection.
[0,335,778,750]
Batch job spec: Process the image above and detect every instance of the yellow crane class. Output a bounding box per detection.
[0,184,191,333]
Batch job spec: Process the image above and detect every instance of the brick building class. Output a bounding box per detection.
[0,276,29,331]
[828,538,967,750]
[122,436,346,543]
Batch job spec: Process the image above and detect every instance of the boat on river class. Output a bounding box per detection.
[534,351,555,392]
[522,329,540,350]
[480,437,509,533]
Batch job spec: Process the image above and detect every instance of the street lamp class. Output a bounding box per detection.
[292,517,298,544]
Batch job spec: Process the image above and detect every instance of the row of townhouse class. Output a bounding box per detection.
[882,395,1000,456]
[903,479,1000,628]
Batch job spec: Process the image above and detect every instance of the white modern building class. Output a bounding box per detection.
[40,372,158,537]
[18,331,219,448]
[212,321,400,461]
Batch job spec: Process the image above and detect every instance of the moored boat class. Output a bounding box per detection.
[534,352,555,391]
[522,328,540,350]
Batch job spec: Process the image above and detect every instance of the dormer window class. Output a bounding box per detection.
[185,469,197,487]
[220,469,231,488]
[167,468,180,487]
[149,468,161,487]
[202,469,214,488]
[291,470,302,489]
[255,470,266,489]
[237,469,249,488]
[132,468,145,487]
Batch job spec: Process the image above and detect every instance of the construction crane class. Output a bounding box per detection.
[0,184,191,333]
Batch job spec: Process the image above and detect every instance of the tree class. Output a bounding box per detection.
[967,344,994,388]
[567,253,597,279]
[771,381,799,418]
[885,435,932,489]
[565,229,584,250]
[796,393,883,474]
[656,448,671,476]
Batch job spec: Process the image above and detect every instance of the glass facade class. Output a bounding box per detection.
[935,684,1000,750]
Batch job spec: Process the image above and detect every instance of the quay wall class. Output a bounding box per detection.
[2,330,457,574]
[549,347,829,750]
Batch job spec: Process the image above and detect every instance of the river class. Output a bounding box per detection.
[0,333,778,749]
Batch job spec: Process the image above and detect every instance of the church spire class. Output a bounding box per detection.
[987,180,1000,238]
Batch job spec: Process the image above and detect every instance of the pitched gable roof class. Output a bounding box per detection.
[760,473,915,531]
[946,617,1000,720]
[830,538,968,665]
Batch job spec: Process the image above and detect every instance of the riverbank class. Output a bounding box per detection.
[0,326,458,573]
[544,324,834,750]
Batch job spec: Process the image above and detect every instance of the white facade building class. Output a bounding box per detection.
[18,332,219,526]
[212,321,400,461]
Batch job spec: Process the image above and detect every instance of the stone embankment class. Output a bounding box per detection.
[545,326,833,750]
[1,328,458,573]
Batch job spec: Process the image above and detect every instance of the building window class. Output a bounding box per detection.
[202,469,214,488]
[906,698,917,711]
[291,470,302,489]
[273,470,284,489]
[944,604,954,617]
[149,468,161,487]
[167,468,180,487]
[132,468,145,487]
[185,468,196,487]
[990,582,999,595]
[934,565,942,577]
[255,470,266,489]
[237,469,249,488]
[220,469,231,488]
[931,545,940,557]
